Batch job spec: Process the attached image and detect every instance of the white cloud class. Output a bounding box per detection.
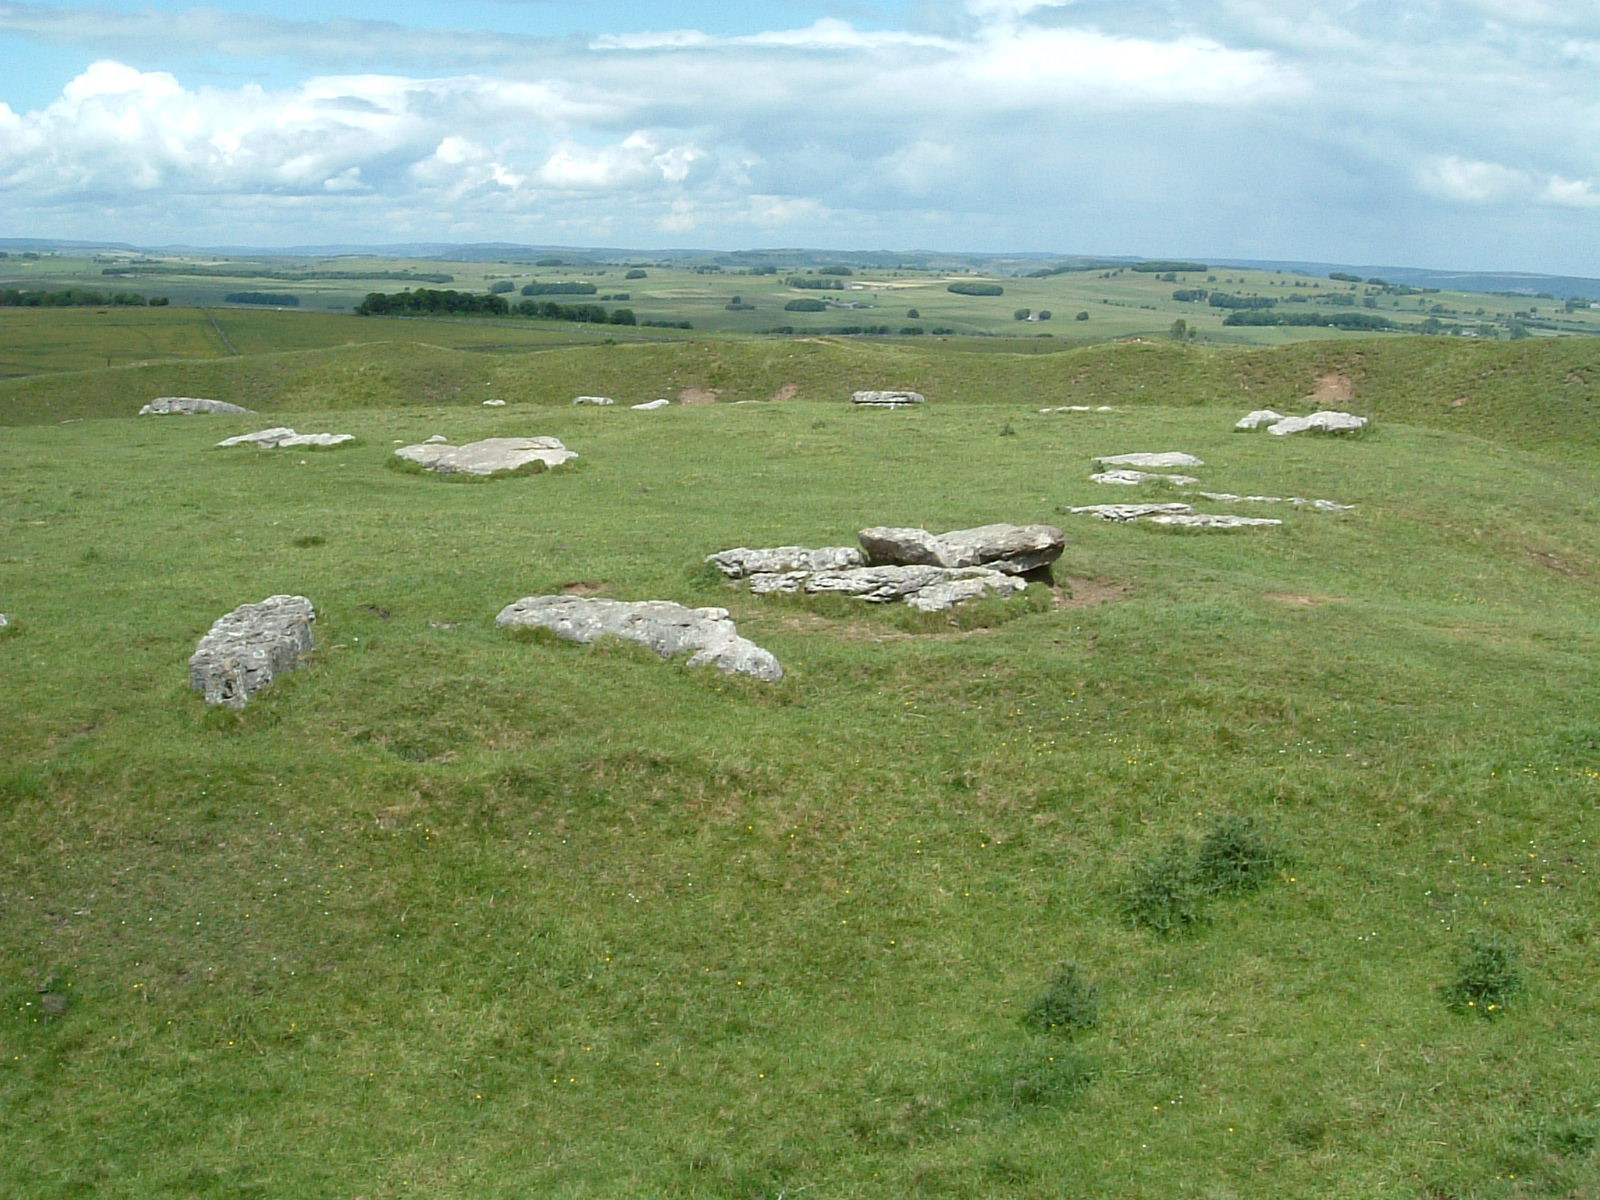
[1417,155,1600,210]
[536,133,705,190]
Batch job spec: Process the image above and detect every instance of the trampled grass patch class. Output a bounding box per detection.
[2,348,1599,1198]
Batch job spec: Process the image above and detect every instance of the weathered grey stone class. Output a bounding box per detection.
[1235,409,1286,430]
[1192,492,1355,511]
[1068,503,1195,521]
[278,432,355,448]
[858,523,1065,575]
[572,395,616,406]
[1040,405,1119,413]
[424,434,450,444]
[1146,513,1283,529]
[0,613,9,630]
[631,398,670,410]
[757,564,1025,608]
[495,595,781,681]
[482,399,506,407]
[1090,469,1200,486]
[189,594,316,708]
[216,428,353,449]
[852,390,925,407]
[216,427,298,448]
[141,397,255,415]
[1092,451,1205,469]
[1266,410,1368,436]
[706,545,866,579]
[394,436,577,476]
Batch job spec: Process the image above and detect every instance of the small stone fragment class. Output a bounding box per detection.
[632,398,670,410]
[572,396,616,406]
[1235,409,1286,430]
[483,398,506,407]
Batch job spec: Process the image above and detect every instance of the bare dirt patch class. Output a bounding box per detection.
[561,580,608,596]
[1264,592,1343,607]
[1055,577,1133,608]
[1524,548,1584,578]
[769,382,800,402]
[1306,371,1356,407]
[677,387,721,406]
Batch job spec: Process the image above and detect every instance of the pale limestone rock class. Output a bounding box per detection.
[1068,503,1195,521]
[1146,514,1282,529]
[482,399,506,407]
[852,390,924,407]
[496,595,781,681]
[141,397,254,415]
[1235,409,1286,430]
[1266,411,1368,436]
[858,523,1064,575]
[1093,452,1205,469]
[216,428,353,449]
[632,398,670,410]
[572,395,616,406]
[394,436,577,476]
[1090,469,1200,486]
[1192,492,1354,511]
[189,595,315,708]
[706,546,866,579]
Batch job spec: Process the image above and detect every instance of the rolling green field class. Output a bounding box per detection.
[3,331,1599,1198]
[5,247,1598,379]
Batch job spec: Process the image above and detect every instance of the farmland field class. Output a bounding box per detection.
[2,316,1599,1199]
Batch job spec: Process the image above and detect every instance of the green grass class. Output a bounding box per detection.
[2,351,1599,1198]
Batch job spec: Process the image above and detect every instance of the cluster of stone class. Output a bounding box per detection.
[215,428,355,449]
[188,595,316,708]
[710,523,1064,613]
[496,596,782,681]
[1236,409,1369,435]
[392,437,577,476]
[140,397,255,415]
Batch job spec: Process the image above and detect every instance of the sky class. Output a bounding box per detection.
[1,0,1598,274]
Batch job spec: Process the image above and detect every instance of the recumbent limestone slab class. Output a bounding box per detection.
[189,594,316,708]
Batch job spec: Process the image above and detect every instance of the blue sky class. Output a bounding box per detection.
[2,0,1598,274]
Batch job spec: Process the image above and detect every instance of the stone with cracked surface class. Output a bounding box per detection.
[706,545,866,579]
[1090,469,1200,486]
[852,390,924,407]
[1068,503,1195,522]
[496,595,781,681]
[189,594,316,708]
[1266,411,1368,436]
[1092,451,1205,470]
[858,523,1065,575]
[141,397,255,415]
[1146,513,1283,529]
[1235,409,1286,430]
[394,436,577,476]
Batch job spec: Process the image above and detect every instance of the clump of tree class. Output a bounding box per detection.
[818,265,854,275]
[786,276,844,290]
[225,292,299,306]
[624,268,648,279]
[1329,271,1363,282]
[488,281,515,294]
[784,298,828,312]
[1171,288,1210,302]
[357,289,508,316]
[1222,310,1397,330]
[520,281,598,296]
[947,282,1004,296]
[1,288,164,307]
[1132,261,1207,273]
[514,300,636,325]
[1209,293,1277,310]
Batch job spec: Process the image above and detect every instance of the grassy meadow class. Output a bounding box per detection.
[2,330,1600,1199]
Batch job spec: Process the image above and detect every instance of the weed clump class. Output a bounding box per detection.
[1022,962,1100,1035]
[1120,836,1204,935]
[1445,932,1523,1014]
[1194,814,1283,897]
[1120,814,1285,934]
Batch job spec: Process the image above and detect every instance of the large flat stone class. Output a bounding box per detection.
[394,436,577,476]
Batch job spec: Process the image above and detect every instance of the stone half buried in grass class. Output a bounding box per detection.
[749,563,1027,611]
[1265,410,1368,436]
[393,436,577,477]
[215,428,355,449]
[189,594,316,709]
[495,595,782,682]
[705,545,866,579]
[139,397,255,415]
[1091,451,1205,470]
[852,390,924,407]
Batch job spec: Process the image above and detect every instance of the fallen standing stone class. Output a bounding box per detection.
[215,428,354,449]
[189,595,316,708]
[632,398,670,410]
[1234,409,1286,430]
[1089,469,1200,486]
[852,390,925,407]
[1146,514,1283,529]
[141,397,255,415]
[706,546,866,579]
[393,436,577,476]
[496,596,782,681]
[1092,452,1205,470]
[1068,503,1195,522]
[572,396,616,406]
[858,523,1065,576]
[1266,411,1368,436]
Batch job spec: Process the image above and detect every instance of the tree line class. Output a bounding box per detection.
[2,288,167,307]
[355,288,637,325]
